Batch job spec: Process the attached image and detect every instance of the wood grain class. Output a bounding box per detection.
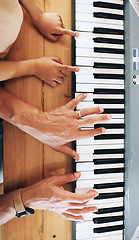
[3,0,73,239]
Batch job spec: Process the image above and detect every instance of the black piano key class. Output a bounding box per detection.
[93,2,124,10]
[93,215,124,224]
[94,74,125,79]
[93,27,124,35]
[94,99,125,104]
[96,206,124,215]
[103,109,125,114]
[94,47,124,54]
[94,62,125,69]
[94,12,124,21]
[94,192,124,200]
[94,123,125,129]
[93,37,124,45]
[94,134,125,140]
[94,148,125,154]
[94,88,125,94]
[94,158,124,165]
[94,182,124,189]
[94,224,124,233]
[94,168,124,174]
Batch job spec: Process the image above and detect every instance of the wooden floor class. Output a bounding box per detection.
[2,0,73,239]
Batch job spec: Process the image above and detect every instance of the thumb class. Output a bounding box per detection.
[54,172,81,186]
[54,144,79,161]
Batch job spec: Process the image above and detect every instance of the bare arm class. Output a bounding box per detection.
[0,87,111,160]
[0,60,34,82]
[19,0,79,41]
[0,172,98,225]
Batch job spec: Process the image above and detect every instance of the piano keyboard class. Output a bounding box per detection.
[72,0,125,239]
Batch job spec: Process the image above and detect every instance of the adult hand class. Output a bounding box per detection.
[34,56,79,87]
[34,12,79,41]
[22,172,98,221]
[15,93,112,161]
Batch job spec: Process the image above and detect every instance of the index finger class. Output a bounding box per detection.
[60,28,79,37]
[61,64,79,72]
[66,93,87,110]
[65,189,99,203]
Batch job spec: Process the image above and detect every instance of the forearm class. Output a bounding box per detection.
[19,0,43,24]
[0,60,35,82]
[0,192,16,225]
[0,87,38,129]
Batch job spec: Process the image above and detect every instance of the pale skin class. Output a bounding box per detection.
[0,0,112,223]
[0,172,99,225]
[0,88,111,160]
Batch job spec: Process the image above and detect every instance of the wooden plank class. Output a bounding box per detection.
[3,1,45,239]
[44,0,73,239]
[0,183,3,240]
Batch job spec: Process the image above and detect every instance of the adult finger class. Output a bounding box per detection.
[62,213,84,221]
[55,144,79,161]
[66,206,98,216]
[63,189,98,203]
[59,28,80,38]
[66,93,87,110]
[77,128,106,139]
[52,172,81,186]
[61,64,79,72]
[75,107,104,119]
[78,114,112,127]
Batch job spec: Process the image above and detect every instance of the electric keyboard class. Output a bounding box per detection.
[72,0,139,239]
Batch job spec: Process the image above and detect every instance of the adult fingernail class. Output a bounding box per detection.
[83,93,87,97]
[107,114,112,120]
[93,208,98,213]
[99,107,104,113]
[76,67,80,72]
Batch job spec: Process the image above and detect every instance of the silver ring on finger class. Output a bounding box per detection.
[77,110,82,119]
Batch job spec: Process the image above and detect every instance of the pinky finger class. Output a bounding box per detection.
[62,213,84,222]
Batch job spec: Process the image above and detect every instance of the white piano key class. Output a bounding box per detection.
[88,197,124,205]
[76,84,124,92]
[78,153,124,162]
[77,144,124,154]
[76,67,124,74]
[75,92,124,100]
[76,162,124,171]
[76,75,124,84]
[77,101,124,109]
[77,221,123,232]
[76,40,124,49]
[86,211,124,219]
[79,171,124,180]
[76,178,124,188]
[76,47,124,59]
[76,4,124,15]
[76,234,123,240]
[76,228,123,239]
[76,186,124,194]
[77,139,124,145]
[76,21,124,32]
[75,0,124,5]
[77,31,124,40]
[76,57,124,65]
[76,12,123,26]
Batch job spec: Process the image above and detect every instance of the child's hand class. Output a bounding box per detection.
[34,12,79,41]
